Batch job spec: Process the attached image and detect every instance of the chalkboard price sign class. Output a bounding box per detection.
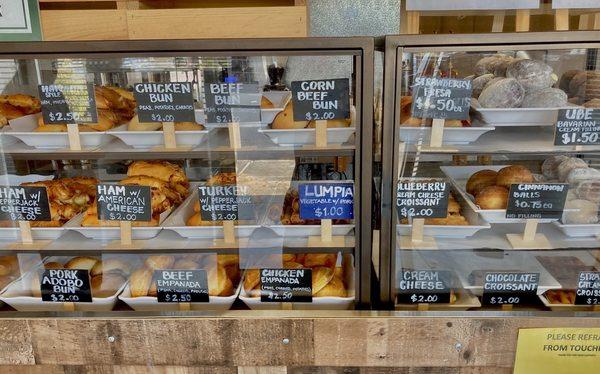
[40,269,92,303]
[203,72,261,124]
[505,183,568,219]
[396,269,453,304]
[39,84,98,124]
[554,108,600,146]
[396,179,449,219]
[260,268,312,302]
[298,182,354,220]
[96,184,152,222]
[197,185,254,222]
[291,78,350,121]
[481,272,539,306]
[133,83,195,123]
[575,271,600,306]
[410,77,472,120]
[155,269,209,303]
[0,185,51,221]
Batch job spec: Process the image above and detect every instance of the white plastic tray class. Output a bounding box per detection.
[0,256,126,312]
[197,91,291,128]
[269,224,354,237]
[258,127,355,147]
[119,282,241,311]
[552,221,600,238]
[0,174,68,240]
[441,165,562,224]
[5,113,110,150]
[476,108,568,127]
[398,126,495,145]
[64,211,168,240]
[108,124,209,149]
[162,192,260,239]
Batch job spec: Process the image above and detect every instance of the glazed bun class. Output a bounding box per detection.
[466,170,497,196]
[475,186,509,209]
[496,165,533,189]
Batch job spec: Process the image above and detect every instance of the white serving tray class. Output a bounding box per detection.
[268,224,354,237]
[258,127,355,147]
[0,256,126,312]
[441,165,562,224]
[398,126,495,145]
[552,221,600,238]
[0,174,68,240]
[476,108,569,127]
[108,124,209,149]
[0,126,19,146]
[118,282,241,311]
[196,91,291,128]
[64,211,168,240]
[5,113,110,150]
[162,192,259,239]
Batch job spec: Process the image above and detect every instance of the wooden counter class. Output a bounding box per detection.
[0,310,597,372]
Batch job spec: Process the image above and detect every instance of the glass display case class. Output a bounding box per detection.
[0,38,374,313]
[380,32,600,312]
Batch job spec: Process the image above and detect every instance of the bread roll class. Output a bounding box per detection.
[91,259,131,277]
[144,255,175,270]
[174,122,205,131]
[217,254,239,267]
[312,266,334,294]
[129,268,153,297]
[271,102,310,129]
[127,160,188,187]
[303,253,336,268]
[128,115,163,131]
[172,259,198,270]
[475,186,509,209]
[91,273,126,298]
[542,155,569,180]
[261,96,275,109]
[496,165,533,189]
[284,261,304,269]
[0,102,25,120]
[466,170,498,196]
[447,198,460,214]
[64,257,99,271]
[557,158,588,182]
[208,265,232,296]
[81,114,115,132]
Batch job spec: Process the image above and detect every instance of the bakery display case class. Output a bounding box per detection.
[0,37,374,313]
[380,32,600,312]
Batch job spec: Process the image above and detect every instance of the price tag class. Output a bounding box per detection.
[39,84,97,124]
[133,83,195,123]
[291,78,350,121]
[396,179,449,219]
[505,183,568,219]
[481,272,539,306]
[575,271,600,306]
[40,269,92,303]
[197,185,254,222]
[260,268,312,302]
[554,108,600,146]
[0,185,51,221]
[155,269,209,303]
[396,270,452,304]
[411,77,471,120]
[298,182,353,220]
[96,184,152,222]
[203,71,261,124]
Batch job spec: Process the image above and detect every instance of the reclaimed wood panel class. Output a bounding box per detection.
[41,10,129,41]
[126,7,307,39]
[0,315,597,369]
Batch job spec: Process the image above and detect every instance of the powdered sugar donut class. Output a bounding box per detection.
[562,199,599,224]
[542,155,569,180]
[566,167,600,185]
[576,180,600,203]
[557,157,588,182]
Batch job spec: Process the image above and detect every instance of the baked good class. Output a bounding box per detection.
[144,255,175,270]
[128,115,163,131]
[506,59,556,92]
[521,88,568,108]
[129,268,153,297]
[314,276,346,297]
[474,54,514,76]
[575,180,600,203]
[312,267,334,294]
[174,122,205,131]
[466,170,498,196]
[557,157,588,182]
[562,199,599,224]
[478,78,525,108]
[559,70,582,93]
[496,165,534,189]
[91,273,127,298]
[542,155,569,180]
[64,256,99,271]
[583,98,600,108]
[536,255,597,289]
[566,167,600,185]
[208,265,233,296]
[261,96,275,109]
[475,186,509,209]
[172,259,199,270]
[0,102,25,120]
[545,289,576,304]
[127,160,189,193]
[90,259,131,277]
[271,102,310,129]
[303,253,337,268]
[472,74,496,98]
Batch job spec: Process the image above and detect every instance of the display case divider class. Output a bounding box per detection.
[315,120,328,148]
[228,122,242,150]
[429,118,445,148]
[18,221,33,244]
[67,123,82,151]
[106,221,143,249]
[222,220,236,244]
[505,219,551,249]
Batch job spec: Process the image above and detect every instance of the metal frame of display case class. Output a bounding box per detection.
[0,37,375,308]
[379,31,600,307]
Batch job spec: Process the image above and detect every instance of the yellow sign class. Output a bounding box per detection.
[513,328,600,374]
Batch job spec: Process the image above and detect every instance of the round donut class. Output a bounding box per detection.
[557,157,588,182]
[541,155,569,180]
[466,169,497,196]
[496,165,534,189]
[474,186,509,209]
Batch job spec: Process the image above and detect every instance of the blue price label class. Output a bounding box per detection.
[298,182,354,220]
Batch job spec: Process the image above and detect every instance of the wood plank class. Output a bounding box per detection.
[126,7,307,39]
[41,10,128,41]
[0,315,596,368]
